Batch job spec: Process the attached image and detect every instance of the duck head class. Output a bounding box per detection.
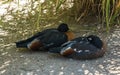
[57,23,75,41]
[87,35,103,49]
[57,23,69,32]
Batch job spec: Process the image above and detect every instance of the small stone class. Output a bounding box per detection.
[50,70,54,73]
[61,67,64,70]
[84,70,89,74]
[78,69,82,72]
[59,71,64,75]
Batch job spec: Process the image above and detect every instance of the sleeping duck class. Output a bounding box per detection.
[15,23,75,50]
[49,35,107,59]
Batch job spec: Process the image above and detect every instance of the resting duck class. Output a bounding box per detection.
[49,35,107,59]
[16,23,75,50]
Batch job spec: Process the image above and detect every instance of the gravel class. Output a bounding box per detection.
[0,29,120,75]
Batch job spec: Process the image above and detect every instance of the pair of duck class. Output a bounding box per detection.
[16,23,107,59]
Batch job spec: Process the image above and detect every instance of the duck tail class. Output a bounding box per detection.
[49,47,63,53]
[15,40,28,48]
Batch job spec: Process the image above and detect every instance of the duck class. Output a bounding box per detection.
[49,35,107,59]
[15,23,75,50]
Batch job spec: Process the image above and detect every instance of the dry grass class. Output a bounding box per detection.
[0,0,120,32]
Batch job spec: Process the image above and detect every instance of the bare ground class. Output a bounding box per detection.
[0,28,120,75]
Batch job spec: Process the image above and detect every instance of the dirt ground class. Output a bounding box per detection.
[0,28,120,75]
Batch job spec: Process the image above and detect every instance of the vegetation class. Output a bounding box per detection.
[0,0,120,32]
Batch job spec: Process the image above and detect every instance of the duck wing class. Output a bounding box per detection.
[37,30,68,49]
[15,29,55,48]
[60,39,102,59]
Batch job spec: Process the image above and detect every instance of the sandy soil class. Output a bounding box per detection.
[0,29,120,75]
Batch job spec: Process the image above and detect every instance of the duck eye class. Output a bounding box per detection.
[88,38,92,40]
